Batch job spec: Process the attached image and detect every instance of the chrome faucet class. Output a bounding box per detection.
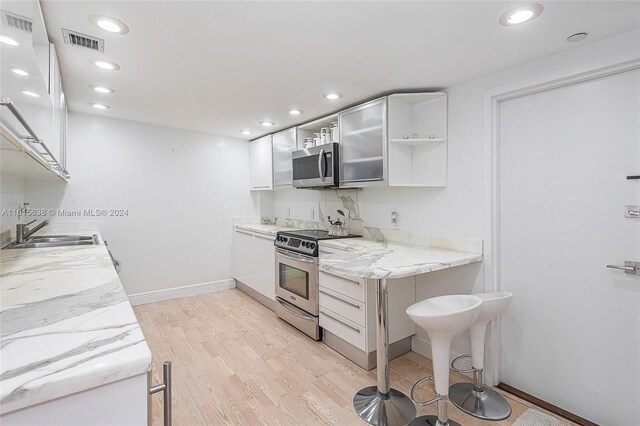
[16,220,49,244]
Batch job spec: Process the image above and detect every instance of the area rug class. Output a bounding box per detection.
[512,408,568,426]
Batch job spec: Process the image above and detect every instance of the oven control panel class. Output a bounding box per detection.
[275,235,317,256]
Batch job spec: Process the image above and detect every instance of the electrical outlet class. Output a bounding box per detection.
[391,211,398,225]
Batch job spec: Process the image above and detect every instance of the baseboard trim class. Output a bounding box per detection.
[497,383,598,426]
[128,279,236,306]
[411,336,474,378]
[324,331,411,371]
[236,280,276,311]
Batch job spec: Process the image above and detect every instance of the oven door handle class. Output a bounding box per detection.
[277,250,316,264]
[317,148,325,182]
[277,298,315,320]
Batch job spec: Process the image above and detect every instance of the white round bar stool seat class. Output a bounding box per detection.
[406,295,483,426]
[449,291,514,421]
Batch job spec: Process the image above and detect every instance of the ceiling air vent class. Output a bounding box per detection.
[1,10,33,32]
[61,29,104,52]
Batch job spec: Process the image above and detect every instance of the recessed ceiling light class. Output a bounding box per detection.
[567,32,588,43]
[323,93,342,100]
[260,121,275,127]
[89,15,129,34]
[241,130,252,135]
[22,90,40,98]
[89,58,120,70]
[91,85,115,94]
[289,109,303,115]
[91,103,110,110]
[499,4,543,26]
[0,35,19,46]
[11,68,29,76]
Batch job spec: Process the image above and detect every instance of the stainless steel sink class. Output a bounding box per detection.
[3,234,99,249]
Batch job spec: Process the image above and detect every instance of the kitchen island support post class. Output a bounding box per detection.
[353,278,416,425]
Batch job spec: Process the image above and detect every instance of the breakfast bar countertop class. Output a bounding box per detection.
[318,237,483,280]
[0,228,151,415]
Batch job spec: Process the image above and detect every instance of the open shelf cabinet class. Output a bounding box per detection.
[387,92,447,187]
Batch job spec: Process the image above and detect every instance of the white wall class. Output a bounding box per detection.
[0,172,25,229]
[267,29,640,359]
[22,112,258,296]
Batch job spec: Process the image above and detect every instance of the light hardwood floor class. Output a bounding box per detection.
[134,289,574,426]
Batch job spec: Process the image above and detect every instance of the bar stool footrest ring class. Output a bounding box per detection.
[450,354,477,374]
[410,376,445,407]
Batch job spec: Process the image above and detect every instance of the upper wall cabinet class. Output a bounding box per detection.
[388,93,447,187]
[249,91,447,191]
[249,135,273,190]
[0,0,68,180]
[272,128,297,188]
[339,98,387,188]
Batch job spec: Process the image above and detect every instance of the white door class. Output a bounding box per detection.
[498,69,640,425]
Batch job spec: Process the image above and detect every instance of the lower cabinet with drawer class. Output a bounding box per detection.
[318,269,416,370]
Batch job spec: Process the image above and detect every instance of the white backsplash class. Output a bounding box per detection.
[255,188,481,252]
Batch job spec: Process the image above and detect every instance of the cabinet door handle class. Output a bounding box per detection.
[320,270,360,285]
[321,310,361,333]
[253,233,274,241]
[149,361,172,426]
[319,290,360,309]
[252,185,271,189]
[236,230,254,236]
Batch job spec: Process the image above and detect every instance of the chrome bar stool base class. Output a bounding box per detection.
[449,382,512,421]
[353,386,417,426]
[409,415,463,426]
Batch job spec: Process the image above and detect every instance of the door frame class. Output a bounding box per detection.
[482,54,640,386]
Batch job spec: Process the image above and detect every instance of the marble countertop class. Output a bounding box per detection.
[234,223,295,237]
[0,228,152,414]
[318,238,482,280]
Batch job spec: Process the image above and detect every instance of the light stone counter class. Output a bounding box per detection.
[0,228,151,414]
[318,237,482,280]
[233,223,293,237]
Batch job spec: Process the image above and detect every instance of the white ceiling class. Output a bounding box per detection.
[40,1,640,140]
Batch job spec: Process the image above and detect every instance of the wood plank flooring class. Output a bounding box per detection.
[134,289,575,426]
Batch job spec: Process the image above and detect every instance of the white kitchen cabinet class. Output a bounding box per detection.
[318,263,415,370]
[272,128,296,188]
[249,135,273,190]
[339,97,387,188]
[0,1,68,180]
[232,229,276,307]
[388,93,447,187]
[49,45,66,169]
[1,373,148,426]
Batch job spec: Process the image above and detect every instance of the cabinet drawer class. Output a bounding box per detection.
[319,286,365,327]
[320,308,365,351]
[319,270,365,302]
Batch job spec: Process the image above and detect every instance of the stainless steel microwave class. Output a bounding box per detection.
[292,143,339,189]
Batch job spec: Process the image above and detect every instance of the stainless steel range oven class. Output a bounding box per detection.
[275,247,320,340]
[274,229,360,340]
